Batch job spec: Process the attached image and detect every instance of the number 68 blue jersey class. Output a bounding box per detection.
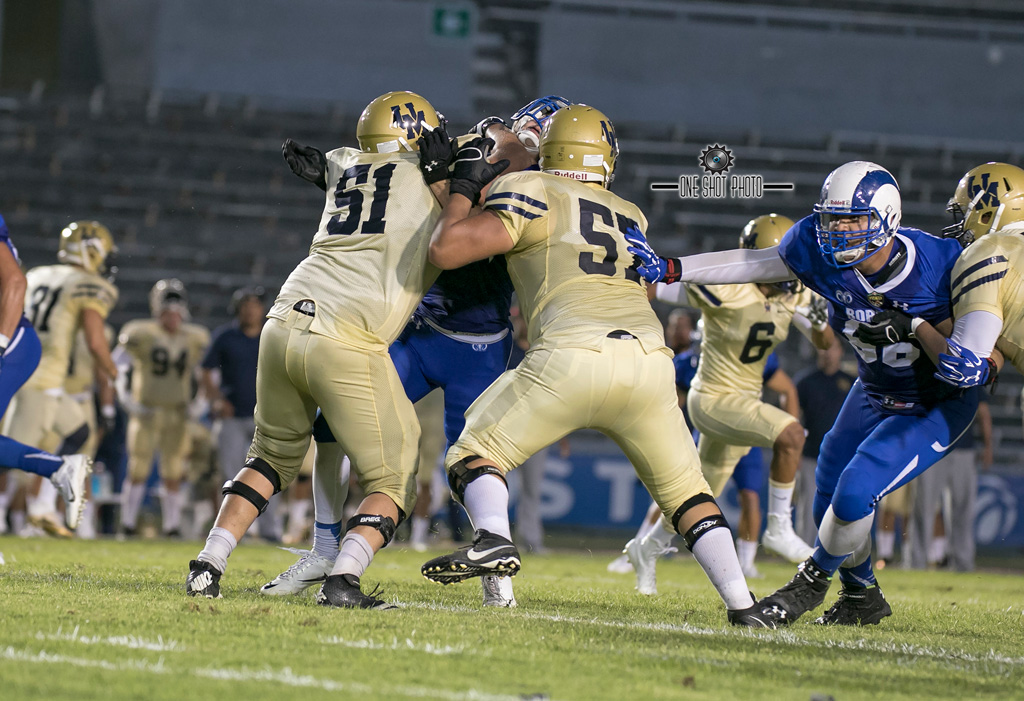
[779,216,962,413]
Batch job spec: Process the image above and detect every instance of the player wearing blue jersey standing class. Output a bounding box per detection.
[262,98,570,608]
[0,214,93,530]
[626,162,977,626]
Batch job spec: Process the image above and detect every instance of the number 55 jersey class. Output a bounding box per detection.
[268,147,441,351]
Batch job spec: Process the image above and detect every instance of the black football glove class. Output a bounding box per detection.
[449,137,510,204]
[281,138,327,191]
[417,119,458,185]
[853,309,917,345]
[470,116,507,137]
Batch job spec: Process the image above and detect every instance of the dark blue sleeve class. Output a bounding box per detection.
[762,352,780,382]
[778,215,830,297]
[674,351,699,391]
[201,328,226,370]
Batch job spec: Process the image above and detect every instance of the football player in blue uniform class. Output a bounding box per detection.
[263,98,570,608]
[0,213,93,530]
[626,162,977,625]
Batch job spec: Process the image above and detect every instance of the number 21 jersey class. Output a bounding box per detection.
[269,147,441,351]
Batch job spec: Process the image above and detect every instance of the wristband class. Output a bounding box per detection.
[101,405,116,419]
[909,317,924,338]
[663,258,682,285]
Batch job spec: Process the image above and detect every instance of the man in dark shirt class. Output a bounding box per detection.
[793,342,855,544]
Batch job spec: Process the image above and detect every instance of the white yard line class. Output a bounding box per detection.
[1,646,531,701]
[35,626,184,652]
[318,635,465,656]
[405,600,1024,667]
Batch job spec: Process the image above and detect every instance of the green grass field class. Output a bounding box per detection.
[1,536,1022,701]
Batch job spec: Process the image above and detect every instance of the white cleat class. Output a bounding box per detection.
[607,553,634,574]
[50,455,92,530]
[625,536,677,596]
[260,548,335,595]
[762,513,815,563]
[482,574,517,608]
[741,562,765,579]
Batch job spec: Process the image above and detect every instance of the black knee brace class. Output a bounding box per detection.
[346,514,397,547]
[243,457,282,494]
[681,514,730,551]
[670,492,721,536]
[222,479,270,514]
[446,455,506,504]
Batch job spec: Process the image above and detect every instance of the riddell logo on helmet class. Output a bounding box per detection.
[829,200,849,205]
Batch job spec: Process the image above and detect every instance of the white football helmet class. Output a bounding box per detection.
[150,278,189,318]
[510,95,571,153]
[813,161,901,268]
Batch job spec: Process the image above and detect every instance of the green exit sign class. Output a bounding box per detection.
[433,5,472,39]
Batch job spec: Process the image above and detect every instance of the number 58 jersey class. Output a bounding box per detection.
[269,147,442,351]
[484,171,667,355]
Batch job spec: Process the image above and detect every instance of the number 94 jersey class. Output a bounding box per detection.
[484,171,667,355]
[23,264,118,392]
[779,216,962,411]
[268,147,441,351]
[668,283,810,396]
[118,319,210,408]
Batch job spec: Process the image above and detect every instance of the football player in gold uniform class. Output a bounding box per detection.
[117,279,210,536]
[3,221,118,533]
[187,91,444,608]
[419,106,775,626]
[917,163,1024,388]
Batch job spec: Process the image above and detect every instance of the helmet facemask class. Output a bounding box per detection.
[511,96,571,153]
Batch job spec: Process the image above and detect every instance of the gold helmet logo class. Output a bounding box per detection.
[945,162,1024,246]
[356,91,440,154]
[58,221,116,276]
[739,214,795,250]
[539,105,618,188]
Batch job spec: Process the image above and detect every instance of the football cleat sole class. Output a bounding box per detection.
[421,557,521,584]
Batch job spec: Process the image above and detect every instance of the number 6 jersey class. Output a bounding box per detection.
[268,147,441,351]
[23,264,118,392]
[484,171,667,355]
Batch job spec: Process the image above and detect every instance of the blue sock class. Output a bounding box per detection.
[312,520,342,559]
[810,544,847,576]
[839,556,877,588]
[0,436,62,478]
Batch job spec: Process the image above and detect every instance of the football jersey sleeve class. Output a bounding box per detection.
[484,172,550,247]
[118,321,148,357]
[70,276,118,320]
[951,239,1010,320]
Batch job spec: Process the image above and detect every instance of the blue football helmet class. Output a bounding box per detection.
[511,95,572,152]
[813,161,902,269]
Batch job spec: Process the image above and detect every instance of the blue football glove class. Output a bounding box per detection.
[934,339,994,388]
[623,225,680,284]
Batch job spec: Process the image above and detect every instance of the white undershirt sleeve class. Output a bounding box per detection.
[949,310,1003,358]
[655,282,689,306]
[677,247,795,285]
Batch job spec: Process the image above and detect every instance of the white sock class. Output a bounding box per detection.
[643,516,676,549]
[192,501,214,537]
[767,479,795,517]
[287,499,311,538]
[121,481,146,529]
[411,515,430,545]
[689,525,755,610]
[28,479,59,519]
[331,532,374,578]
[313,445,349,525]
[876,530,896,559]
[78,501,97,539]
[463,474,511,539]
[161,488,183,533]
[929,536,947,564]
[736,538,757,569]
[197,526,237,574]
[11,509,26,534]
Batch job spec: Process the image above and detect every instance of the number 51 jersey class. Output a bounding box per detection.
[484,171,667,356]
[268,147,442,351]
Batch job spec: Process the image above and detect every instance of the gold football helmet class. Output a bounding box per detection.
[150,278,188,318]
[739,214,795,250]
[945,162,1024,246]
[356,91,440,154]
[538,105,618,187]
[58,221,116,275]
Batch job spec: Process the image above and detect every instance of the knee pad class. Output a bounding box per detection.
[243,456,282,494]
[346,513,397,547]
[446,455,506,504]
[222,479,270,514]
[670,492,717,535]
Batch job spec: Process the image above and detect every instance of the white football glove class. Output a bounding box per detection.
[796,294,829,332]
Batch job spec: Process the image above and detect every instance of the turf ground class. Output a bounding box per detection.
[0,536,1022,701]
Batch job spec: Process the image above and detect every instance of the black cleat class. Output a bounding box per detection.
[815,583,892,626]
[728,600,778,629]
[316,574,395,610]
[186,559,222,598]
[758,558,832,625]
[421,529,521,584]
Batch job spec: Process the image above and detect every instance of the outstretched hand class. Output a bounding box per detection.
[281,139,327,191]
